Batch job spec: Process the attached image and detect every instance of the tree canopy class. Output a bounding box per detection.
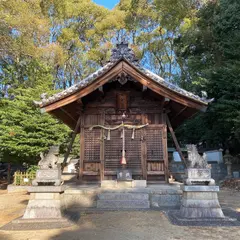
[0,0,239,164]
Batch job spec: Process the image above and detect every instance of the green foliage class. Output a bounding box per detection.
[26,165,39,175]
[0,60,70,164]
[0,0,239,163]
[175,0,240,152]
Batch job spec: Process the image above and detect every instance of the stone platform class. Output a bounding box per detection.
[101,180,147,188]
[62,183,182,209]
[97,192,150,209]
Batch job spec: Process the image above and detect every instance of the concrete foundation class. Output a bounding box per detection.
[179,185,224,218]
[63,184,182,209]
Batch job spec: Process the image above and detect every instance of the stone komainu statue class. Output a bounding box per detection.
[186,144,208,169]
[38,146,59,170]
[185,144,215,186]
[32,146,62,186]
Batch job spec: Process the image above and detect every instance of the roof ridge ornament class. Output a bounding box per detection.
[109,42,139,64]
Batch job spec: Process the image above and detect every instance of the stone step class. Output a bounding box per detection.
[98,193,149,201]
[97,200,150,209]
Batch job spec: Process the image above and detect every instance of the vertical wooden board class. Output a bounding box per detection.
[155,114,158,124]
[141,128,147,180]
[163,114,169,182]
[84,114,100,125]
[79,125,84,181]
[100,112,105,181]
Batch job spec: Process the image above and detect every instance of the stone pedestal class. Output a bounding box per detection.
[22,186,66,219]
[32,168,62,186]
[179,185,224,218]
[184,168,215,186]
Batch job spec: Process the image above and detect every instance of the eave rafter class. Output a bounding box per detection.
[40,59,208,114]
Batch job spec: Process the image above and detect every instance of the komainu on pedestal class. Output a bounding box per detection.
[32,146,62,186]
[184,144,215,186]
[179,144,224,219]
[21,146,66,221]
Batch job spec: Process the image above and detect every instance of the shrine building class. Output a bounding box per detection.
[36,43,210,183]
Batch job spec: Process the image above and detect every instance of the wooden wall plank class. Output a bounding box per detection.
[163,114,169,183]
[100,111,105,181]
[79,116,85,181]
[141,127,147,180]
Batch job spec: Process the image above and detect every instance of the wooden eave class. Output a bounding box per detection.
[40,59,207,114]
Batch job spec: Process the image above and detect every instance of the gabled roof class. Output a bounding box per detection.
[35,42,211,111]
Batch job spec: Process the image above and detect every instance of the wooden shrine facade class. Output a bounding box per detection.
[36,42,210,183]
[79,81,169,182]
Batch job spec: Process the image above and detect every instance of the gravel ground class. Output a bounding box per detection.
[0,189,240,240]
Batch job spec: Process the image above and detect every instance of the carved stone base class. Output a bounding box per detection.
[184,168,215,186]
[32,169,62,186]
[22,186,66,219]
[179,185,224,218]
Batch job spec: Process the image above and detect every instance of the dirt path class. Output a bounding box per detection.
[0,190,29,228]
[0,189,239,240]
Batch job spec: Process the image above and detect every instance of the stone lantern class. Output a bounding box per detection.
[223,149,233,178]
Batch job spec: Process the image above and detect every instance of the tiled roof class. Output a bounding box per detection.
[36,42,210,107]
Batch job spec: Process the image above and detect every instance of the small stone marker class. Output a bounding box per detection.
[117,169,132,181]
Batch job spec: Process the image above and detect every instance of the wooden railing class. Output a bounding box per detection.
[13,171,36,186]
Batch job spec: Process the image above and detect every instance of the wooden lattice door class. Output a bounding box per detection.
[104,128,142,176]
[83,128,101,174]
[145,125,166,181]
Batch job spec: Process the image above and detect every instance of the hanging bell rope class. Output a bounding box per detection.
[120,129,123,139]
[131,128,135,139]
[107,129,111,140]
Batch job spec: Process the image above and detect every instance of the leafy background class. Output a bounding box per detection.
[0,0,239,165]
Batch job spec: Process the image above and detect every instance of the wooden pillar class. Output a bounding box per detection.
[141,128,147,180]
[79,115,85,182]
[163,114,169,183]
[141,114,147,180]
[100,112,105,181]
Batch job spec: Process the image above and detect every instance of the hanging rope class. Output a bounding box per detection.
[131,128,135,139]
[90,123,148,131]
[107,129,111,140]
[90,123,149,141]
